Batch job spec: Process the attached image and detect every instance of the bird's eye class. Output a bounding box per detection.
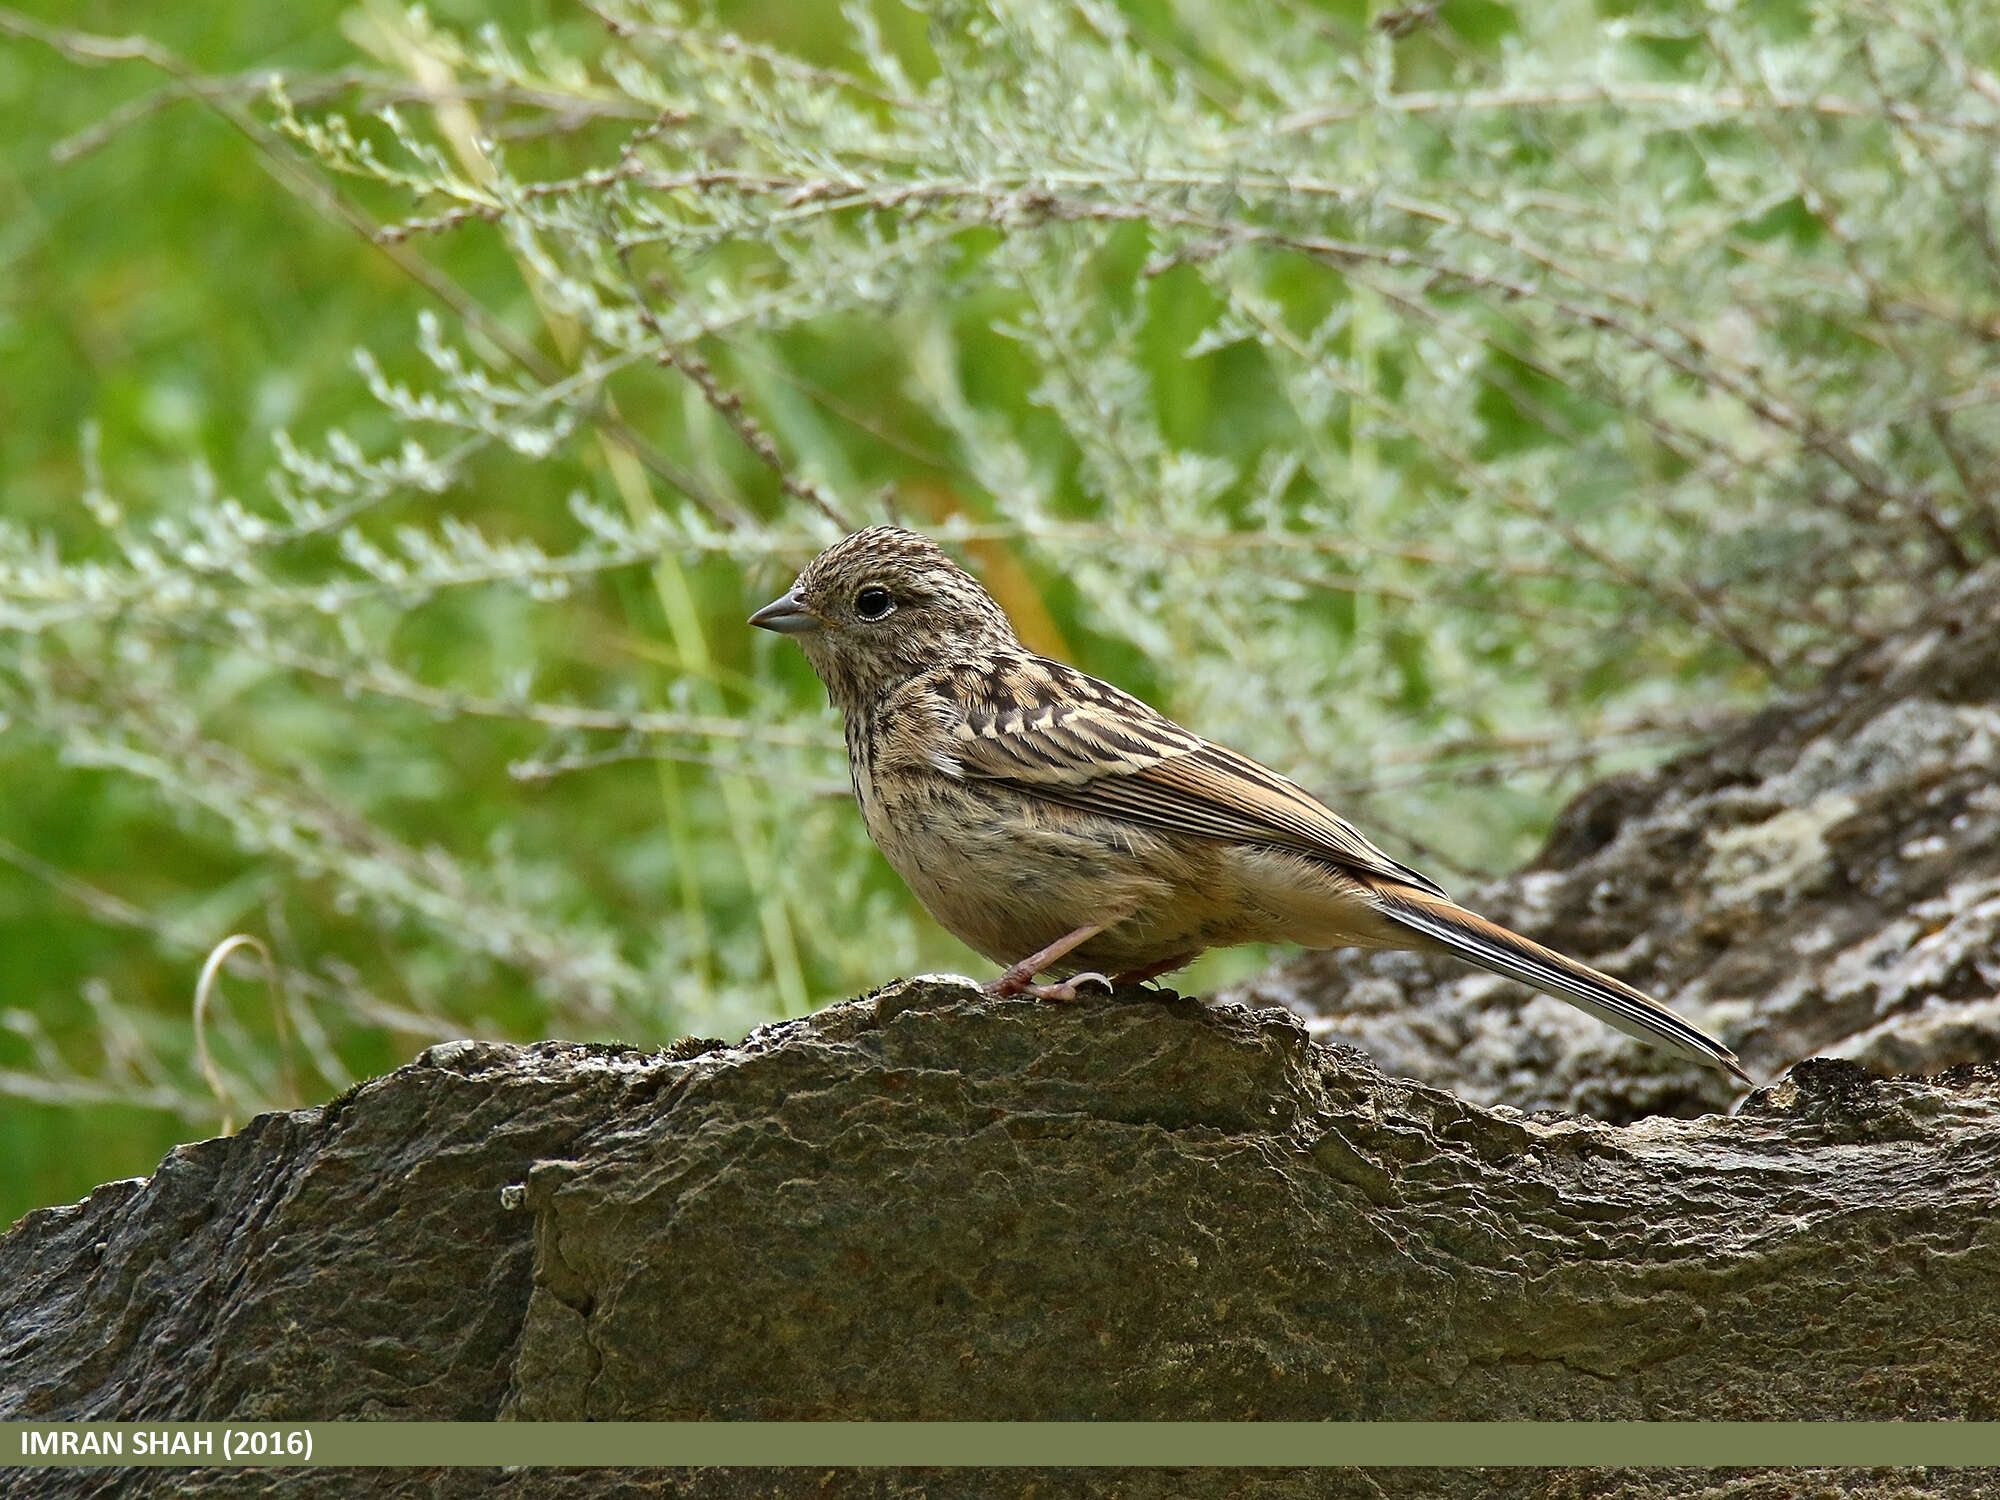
[854,586,895,621]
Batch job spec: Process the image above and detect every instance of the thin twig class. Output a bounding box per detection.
[618,245,855,528]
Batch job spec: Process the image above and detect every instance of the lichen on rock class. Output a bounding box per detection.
[1243,565,2000,1119]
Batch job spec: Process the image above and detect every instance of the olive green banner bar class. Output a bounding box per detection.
[6,1423,2000,1468]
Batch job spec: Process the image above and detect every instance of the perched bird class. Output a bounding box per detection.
[751,526,1749,1084]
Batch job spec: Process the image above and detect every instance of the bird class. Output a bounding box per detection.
[750,525,1750,1085]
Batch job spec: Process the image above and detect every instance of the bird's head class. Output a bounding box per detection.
[748,526,1019,708]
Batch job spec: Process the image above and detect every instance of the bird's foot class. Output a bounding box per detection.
[984,922,1116,1000]
[985,970,1115,1002]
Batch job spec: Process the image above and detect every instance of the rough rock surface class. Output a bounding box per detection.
[5,980,2000,1497]
[1237,565,2000,1121]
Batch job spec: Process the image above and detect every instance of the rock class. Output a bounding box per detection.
[5,986,1999,1468]
[1237,564,2000,1121]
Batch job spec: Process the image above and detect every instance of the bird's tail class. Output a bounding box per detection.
[1372,885,1750,1084]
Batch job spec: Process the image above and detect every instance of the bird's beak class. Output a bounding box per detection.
[748,584,823,635]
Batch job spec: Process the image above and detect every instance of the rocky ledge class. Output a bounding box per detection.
[4,979,1997,1440]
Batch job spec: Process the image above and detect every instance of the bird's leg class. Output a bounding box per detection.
[986,922,1114,1001]
[1109,953,1197,987]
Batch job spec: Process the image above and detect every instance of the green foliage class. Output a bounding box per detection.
[4,0,1999,1221]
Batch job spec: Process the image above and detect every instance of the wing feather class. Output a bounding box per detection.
[929,655,1449,899]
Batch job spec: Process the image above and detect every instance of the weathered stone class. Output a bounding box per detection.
[1240,564,2000,1121]
[6,984,2000,1441]
[0,1040,672,1424]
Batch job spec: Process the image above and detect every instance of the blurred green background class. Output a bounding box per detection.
[4,0,1997,1224]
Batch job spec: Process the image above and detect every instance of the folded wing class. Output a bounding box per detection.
[930,655,1449,899]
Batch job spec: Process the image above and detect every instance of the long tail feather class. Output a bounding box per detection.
[1373,887,1751,1084]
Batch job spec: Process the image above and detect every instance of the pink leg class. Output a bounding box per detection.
[985,922,1114,1000]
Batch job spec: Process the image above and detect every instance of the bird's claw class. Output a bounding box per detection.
[984,970,1115,1002]
[1032,971,1115,1001]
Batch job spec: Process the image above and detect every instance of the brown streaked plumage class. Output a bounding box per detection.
[751,526,1751,1085]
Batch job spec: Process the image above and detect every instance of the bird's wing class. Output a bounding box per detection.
[925,655,1449,899]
